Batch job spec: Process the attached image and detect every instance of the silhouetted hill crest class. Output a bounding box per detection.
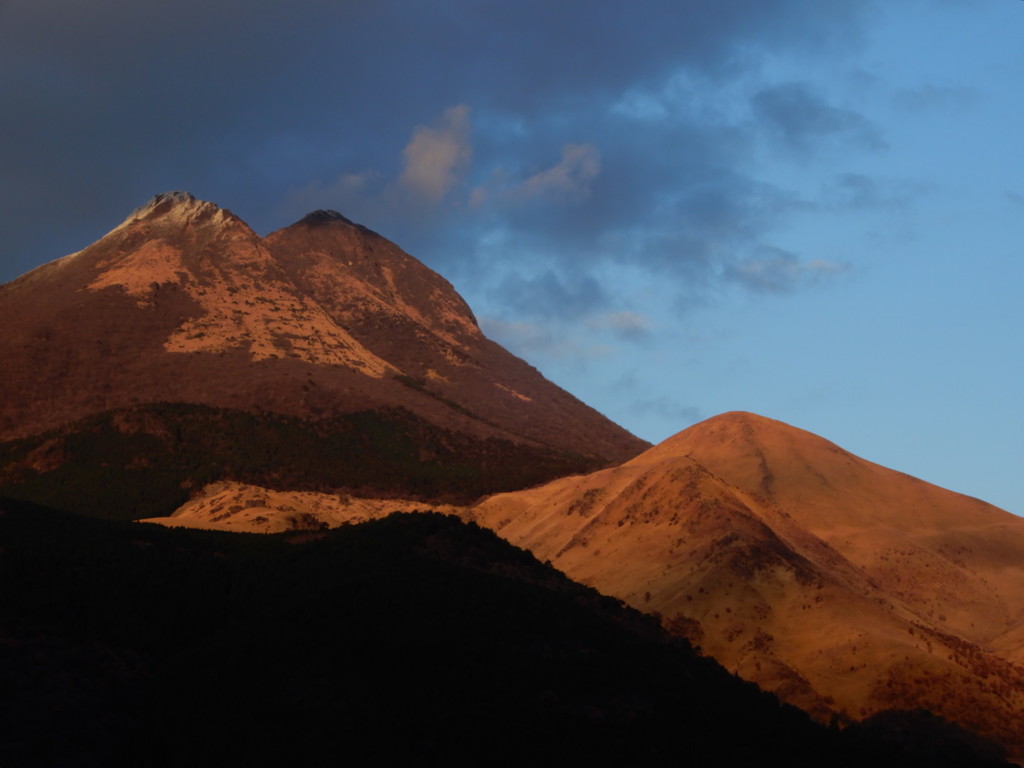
[0,499,1008,767]
[297,208,360,227]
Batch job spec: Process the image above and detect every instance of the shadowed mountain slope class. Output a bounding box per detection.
[470,411,1024,757]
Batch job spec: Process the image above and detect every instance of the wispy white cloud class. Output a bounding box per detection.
[727,246,849,294]
[398,105,472,204]
[588,311,654,341]
[515,143,601,201]
[278,106,474,226]
[489,269,608,321]
[471,143,601,208]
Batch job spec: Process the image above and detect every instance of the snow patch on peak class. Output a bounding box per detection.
[158,190,196,203]
[127,191,202,218]
[113,191,237,233]
[144,190,198,209]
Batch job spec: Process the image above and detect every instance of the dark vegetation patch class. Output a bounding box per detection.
[395,372,477,418]
[0,498,1008,768]
[0,403,600,521]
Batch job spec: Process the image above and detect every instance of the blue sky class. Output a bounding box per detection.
[1,1,1021,513]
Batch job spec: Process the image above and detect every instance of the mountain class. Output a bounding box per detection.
[469,411,1024,757]
[5,191,1018,759]
[0,192,646,518]
[0,497,1008,767]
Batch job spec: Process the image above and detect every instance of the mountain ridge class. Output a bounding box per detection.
[6,192,645,456]
[5,192,1020,758]
[149,410,1021,751]
[140,408,1024,755]
[0,193,646,514]
[470,410,1024,755]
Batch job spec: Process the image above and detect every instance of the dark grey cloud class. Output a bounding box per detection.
[491,270,609,322]
[750,82,885,154]
[820,173,925,211]
[891,83,977,113]
[1,0,878,312]
[283,85,807,311]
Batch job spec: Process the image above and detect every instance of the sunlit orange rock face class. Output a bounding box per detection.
[471,411,1024,756]
[0,192,645,464]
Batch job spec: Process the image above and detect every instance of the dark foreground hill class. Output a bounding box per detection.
[0,497,1008,768]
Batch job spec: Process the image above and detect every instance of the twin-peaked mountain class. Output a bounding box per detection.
[0,192,646,517]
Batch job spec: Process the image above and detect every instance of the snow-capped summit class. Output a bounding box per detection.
[114,190,241,233]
